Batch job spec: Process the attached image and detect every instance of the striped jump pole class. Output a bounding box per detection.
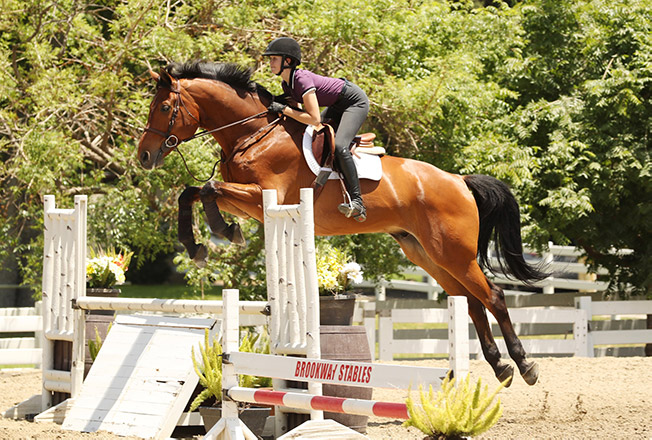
[227,387,410,420]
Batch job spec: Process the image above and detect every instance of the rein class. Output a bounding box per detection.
[144,85,275,182]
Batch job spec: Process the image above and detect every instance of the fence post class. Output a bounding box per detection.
[363,302,376,359]
[378,308,393,361]
[448,296,469,379]
[575,296,594,357]
[542,241,555,294]
[426,275,438,301]
[221,289,240,421]
[70,195,87,399]
[375,279,387,301]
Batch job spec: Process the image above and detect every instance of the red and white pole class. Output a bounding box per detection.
[227,386,410,420]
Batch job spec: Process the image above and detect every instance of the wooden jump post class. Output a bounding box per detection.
[36,195,267,419]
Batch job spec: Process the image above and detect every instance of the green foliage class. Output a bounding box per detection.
[1,0,649,297]
[87,323,112,361]
[238,330,273,389]
[403,374,505,439]
[190,329,223,411]
[173,217,267,300]
[190,328,271,411]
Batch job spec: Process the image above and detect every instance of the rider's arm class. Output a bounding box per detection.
[282,90,322,128]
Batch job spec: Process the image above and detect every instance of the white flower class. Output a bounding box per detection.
[341,262,363,285]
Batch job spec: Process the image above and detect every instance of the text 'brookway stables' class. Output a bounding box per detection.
[293,360,372,384]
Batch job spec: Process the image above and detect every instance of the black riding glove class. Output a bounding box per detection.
[268,101,287,115]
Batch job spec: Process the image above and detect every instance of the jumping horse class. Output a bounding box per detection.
[138,61,547,386]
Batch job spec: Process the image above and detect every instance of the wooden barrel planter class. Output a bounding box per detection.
[319,294,356,325]
[287,325,373,434]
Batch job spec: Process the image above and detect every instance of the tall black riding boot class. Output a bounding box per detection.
[336,150,366,222]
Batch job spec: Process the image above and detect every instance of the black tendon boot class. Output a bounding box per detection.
[336,150,366,222]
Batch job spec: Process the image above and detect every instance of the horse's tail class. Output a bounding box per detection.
[463,174,549,284]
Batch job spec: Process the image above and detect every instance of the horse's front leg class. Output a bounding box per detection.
[198,180,265,247]
[178,186,208,266]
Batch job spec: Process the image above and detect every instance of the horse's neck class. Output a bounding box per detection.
[189,79,266,149]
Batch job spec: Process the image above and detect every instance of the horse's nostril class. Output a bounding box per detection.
[140,151,150,164]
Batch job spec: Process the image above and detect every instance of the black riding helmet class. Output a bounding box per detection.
[263,37,302,69]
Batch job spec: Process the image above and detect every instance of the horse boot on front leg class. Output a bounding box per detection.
[335,149,366,222]
[178,187,208,267]
[201,199,246,247]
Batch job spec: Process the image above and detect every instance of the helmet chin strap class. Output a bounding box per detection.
[276,58,293,76]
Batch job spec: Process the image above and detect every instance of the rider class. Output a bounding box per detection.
[263,37,368,222]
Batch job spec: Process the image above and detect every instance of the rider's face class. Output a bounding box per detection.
[269,56,283,75]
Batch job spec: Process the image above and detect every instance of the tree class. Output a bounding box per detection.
[1,0,649,300]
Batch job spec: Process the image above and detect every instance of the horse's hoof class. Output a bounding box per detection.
[496,364,514,387]
[192,244,208,268]
[522,361,539,386]
[226,223,246,247]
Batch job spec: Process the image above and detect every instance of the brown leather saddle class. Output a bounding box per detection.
[311,125,381,166]
[309,124,383,198]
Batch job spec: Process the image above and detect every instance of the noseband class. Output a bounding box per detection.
[144,84,274,182]
[144,86,188,155]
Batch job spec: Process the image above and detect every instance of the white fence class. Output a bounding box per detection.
[357,243,621,300]
[575,296,652,357]
[358,295,652,360]
[0,302,267,369]
[4,295,651,368]
[0,304,42,367]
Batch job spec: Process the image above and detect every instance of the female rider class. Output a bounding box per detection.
[263,37,368,222]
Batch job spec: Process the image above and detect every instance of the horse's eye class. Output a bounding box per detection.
[161,104,171,112]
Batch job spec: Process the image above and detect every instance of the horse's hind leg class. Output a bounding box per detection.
[452,261,539,385]
[390,232,515,385]
[466,295,515,386]
[485,278,539,385]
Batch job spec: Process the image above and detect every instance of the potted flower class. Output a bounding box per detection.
[86,246,133,293]
[191,328,272,436]
[316,241,364,325]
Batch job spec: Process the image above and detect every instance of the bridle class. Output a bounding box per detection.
[144,83,277,182]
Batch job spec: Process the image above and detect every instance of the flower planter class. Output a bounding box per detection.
[199,406,271,437]
[319,293,356,325]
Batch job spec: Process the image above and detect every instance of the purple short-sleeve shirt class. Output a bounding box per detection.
[282,69,344,107]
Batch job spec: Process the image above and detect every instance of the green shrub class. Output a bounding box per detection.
[190,328,271,411]
[403,373,505,439]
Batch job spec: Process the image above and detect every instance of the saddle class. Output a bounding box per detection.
[311,125,385,167]
[310,124,385,198]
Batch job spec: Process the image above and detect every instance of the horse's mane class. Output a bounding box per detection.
[163,61,272,101]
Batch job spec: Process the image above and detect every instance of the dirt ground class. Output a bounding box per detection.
[1,357,650,439]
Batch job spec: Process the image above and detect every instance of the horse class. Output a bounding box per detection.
[138,61,548,386]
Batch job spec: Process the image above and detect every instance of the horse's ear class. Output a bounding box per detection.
[158,67,173,88]
[149,68,159,82]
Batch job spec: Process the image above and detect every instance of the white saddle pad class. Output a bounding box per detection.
[302,126,382,181]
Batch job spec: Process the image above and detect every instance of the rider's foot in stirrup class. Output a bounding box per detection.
[338,199,367,222]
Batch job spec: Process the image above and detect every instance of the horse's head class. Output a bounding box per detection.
[138,68,200,169]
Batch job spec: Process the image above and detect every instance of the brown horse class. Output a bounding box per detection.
[138,61,547,386]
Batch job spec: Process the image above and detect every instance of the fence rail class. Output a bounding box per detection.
[356,243,623,300]
[3,296,650,368]
[0,303,267,369]
[357,296,651,360]
[0,305,42,367]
